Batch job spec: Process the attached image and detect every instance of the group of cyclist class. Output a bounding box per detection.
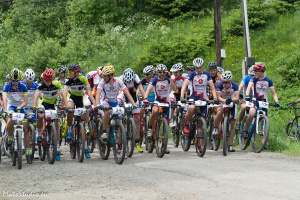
[0,56,281,167]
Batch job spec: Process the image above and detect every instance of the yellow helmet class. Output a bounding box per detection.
[102,64,115,76]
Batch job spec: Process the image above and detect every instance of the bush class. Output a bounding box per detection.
[135,36,208,73]
[276,52,300,88]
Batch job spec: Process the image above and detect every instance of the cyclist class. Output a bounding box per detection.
[120,68,145,153]
[213,71,239,152]
[243,63,280,139]
[144,64,176,154]
[87,66,103,98]
[208,62,222,86]
[33,68,66,161]
[141,65,156,103]
[2,68,31,157]
[237,65,255,129]
[23,68,38,108]
[169,63,186,128]
[64,64,95,159]
[180,57,217,135]
[95,64,136,141]
[57,65,68,85]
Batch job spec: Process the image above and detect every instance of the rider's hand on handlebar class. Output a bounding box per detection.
[245,96,251,101]
[180,97,186,104]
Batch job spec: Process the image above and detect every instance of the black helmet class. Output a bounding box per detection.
[208,62,217,69]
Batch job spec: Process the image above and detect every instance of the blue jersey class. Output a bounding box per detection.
[242,75,252,89]
[188,71,212,100]
[3,82,28,108]
[250,76,273,101]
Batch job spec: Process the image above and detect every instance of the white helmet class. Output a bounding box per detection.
[222,70,232,81]
[156,64,167,72]
[193,57,204,68]
[248,66,255,76]
[170,63,183,72]
[143,65,154,74]
[123,68,135,83]
[217,66,224,74]
[24,68,35,81]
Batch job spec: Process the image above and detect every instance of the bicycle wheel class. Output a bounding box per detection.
[145,115,154,153]
[251,115,269,153]
[76,123,85,162]
[16,130,23,170]
[172,112,180,148]
[47,124,57,164]
[26,124,35,164]
[97,118,110,160]
[112,120,126,164]
[222,116,229,156]
[206,114,214,150]
[126,118,135,158]
[286,119,299,140]
[156,117,168,158]
[195,117,207,157]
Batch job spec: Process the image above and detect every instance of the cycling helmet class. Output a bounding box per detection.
[170,63,183,72]
[102,64,115,76]
[222,71,233,81]
[10,68,23,81]
[68,64,81,73]
[42,68,55,81]
[143,65,154,74]
[248,66,255,76]
[123,68,135,83]
[156,64,167,72]
[24,68,35,81]
[254,63,266,72]
[58,65,68,74]
[208,62,217,69]
[193,57,204,68]
[217,66,224,74]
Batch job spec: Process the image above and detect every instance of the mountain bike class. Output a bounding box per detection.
[38,109,58,164]
[123,103,136,158]
[181,100,208,157]
[170,101,186,148]
[98,105,127,164]
[242,99,270,153]
[286,103,300,141]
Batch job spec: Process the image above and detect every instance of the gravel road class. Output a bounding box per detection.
[0,145,299,200]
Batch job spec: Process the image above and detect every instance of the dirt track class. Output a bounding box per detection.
[0,145,300,200]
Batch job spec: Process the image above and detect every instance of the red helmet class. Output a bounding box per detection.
[254,63,266,72]
[42,68,55,81]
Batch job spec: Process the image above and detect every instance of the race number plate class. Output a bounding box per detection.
[12,113,25,121]
[195,100,207,107]
[258,101,269,109]
[74,108,85,116]
[112,107,125,115]
[246,101,254,108]
[158,103,169,108]
[45,110,58,119]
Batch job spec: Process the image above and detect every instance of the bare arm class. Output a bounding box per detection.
[270,86,279,103]
[208,80,217,100]
[124,89,136,106]
[245,81,254,97]
[137,84,145,98]
[2,92,8,111]
[180,79,190,99]
[33,90,42,107]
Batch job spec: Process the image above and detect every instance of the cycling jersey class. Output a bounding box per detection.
[150,76,171,102]
[217,81,238,118]
[66,75,89,108]
[216,81,239,98]
[119,74,141,102]
[250,76,274,101]
[22,81,38,107]
[141,78,155,102]
[3,81,28,109]
[38,80,63,106]
[188,71,212,100]
[97,77,127,102]
[172,75,186,101]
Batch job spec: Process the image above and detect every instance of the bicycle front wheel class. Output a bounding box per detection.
[195,117,207,157]
[156,118,168,158]
[251,115,269,153]
[112,120,126,164]
[222,116,229,156]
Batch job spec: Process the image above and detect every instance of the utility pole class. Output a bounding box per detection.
[214,0,222,66]
[241,0,255,75]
